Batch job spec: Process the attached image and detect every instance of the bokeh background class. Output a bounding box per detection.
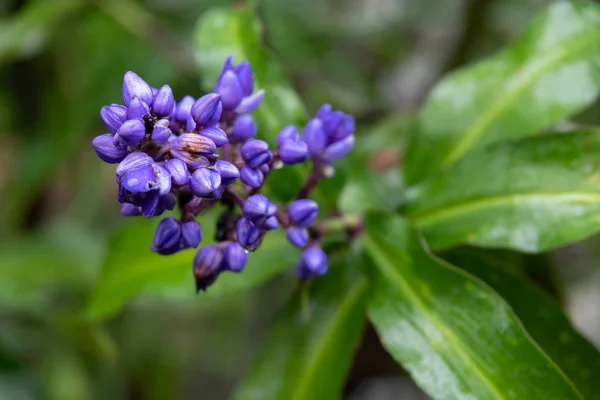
[1,0,599,399]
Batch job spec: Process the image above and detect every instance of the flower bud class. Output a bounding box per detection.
[240,166,263,188]
[321,135,355,163]
[181,220,202,248]
[236,217,261,250]
[151,125,171,144]
[263,216,279,230]
[215,160,239,185]
[121,203,141,216]
[193,245,224,292]
[174,95,195,123]
[122,71,153,106]
[190,167,222,198]
[279,139,309,165]
[230,114,257,142]
[215,70,243,110]
[164,158,189,186]
[288,199,318,227]
[120,165,157,193]
[191,93,222,126]
[241,140,272,169]
[151,217,182,255]
[302,118,327,158]
[92,134,128,163]
[140,191,160,218]
[235,90,264,114]
[222,242,248,272]
[286,227,308,248]
[199,127,228,147]
[234,61,254,96]
[100,104,127,133]
[126,96,150,120]
[116,152,153,178]
[170,133,216,168]
[297,247,328,280]
[276,125,299,146]
[152,164,172,195]
[113,119,146,146]
[243,194,276,226]
[152,85,176,117]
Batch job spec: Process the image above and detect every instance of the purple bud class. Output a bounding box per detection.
[190,167,222,198]
[92,134,128,163]
[140,191,160,218]
[317,104,333,119]
[259,164,270,174]
[215,160,239,185]
[191,93,222,126]
[279,139,309,165]
[164,158,189,186]
[241,140,272,168]
[126,96,150,120]
[193,245,224,292]
[234,61,254,96]
[121,203,141,216]
[297,247,328,280]
[122,71,153,106]
[181,220,202,248]
[152,164,172,195]
[100,104,127,133]
[116,152,153,178]
[235,90,264,114]
[263,216,279,230]
[151,125,171,144]
[240,166,263,188]
[113,119,146,146]
[199,127,228,147]
[151,217,182,255]
[222,242,248,272]
[215,70,243,110]
[321,135,355,163]
[230,114,257,142]
[277,126,299,146]
[286,227,309,248]
[288,199,318,227]
[174,95,195,123]
[243,194,277,226]
[120,164,157,193]
[158,192,177,213]
[170,133,216,168]
[236,217,261,250]
[152,85,176,117]
[302,118,327,157]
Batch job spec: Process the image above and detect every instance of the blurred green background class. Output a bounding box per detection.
[1,0,599,399]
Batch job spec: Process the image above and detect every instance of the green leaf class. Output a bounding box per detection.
[235,254,369,400]
[443,247,600,400]
[406,129,600,252]
[86,210,300,320]
[405,2,600,184]
[363,211,583,400]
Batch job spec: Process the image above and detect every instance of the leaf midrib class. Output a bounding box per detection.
[442,20,600,166]
[364,235,507,400]
[409,192,600,226]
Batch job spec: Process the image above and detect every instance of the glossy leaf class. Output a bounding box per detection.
[364,212,582,400]
[86,210,299,320]
[406,129,600,252]
[443,247,600,399]
[405,2,600,184]
[235,254,369,400]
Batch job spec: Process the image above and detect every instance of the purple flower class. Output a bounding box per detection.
[113,119,146,146]
[302,118,327,157]
[190,167,222,198]
[243,194,276,226]
[302,105,355,164]
[279,139,309,165]
[151,217,182,255]
[116,152,154,178]
[92,134,128,163]
[287,227,308,248]
[215,160,239,185]
[199,127,228,147]
[164,158,190,186]
[181,220,202,249]
[230,114,257,142]
[320,135,355,163]
[263,216,279,230]
[236,217,261,251]
[191,93,222,127]
[151,119,172,144]
[235,90,264,114]
[122,71,153,107]
[240,166,263,188]
[288,199,318,227]
[222,242,248,272]
[169,133,216,168]
[126,96,150,120]
[277,126,299,146]
[119,164,171,195]
[152,85,176,117]
[214,56,264,112]
[193,245,224,292]
[173,95,195,126]
[297,247,328,280]
[120,203,141,216]
[241,140,272,168]
[100,104,127,133]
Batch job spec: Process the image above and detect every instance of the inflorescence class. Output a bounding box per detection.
[92,56,355,291]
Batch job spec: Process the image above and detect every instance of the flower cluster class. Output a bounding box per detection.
[92,56,355,291]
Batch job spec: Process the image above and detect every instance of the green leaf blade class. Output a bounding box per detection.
[405,2,600,184]
[407,129,600,252]
[364,212,582,400]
